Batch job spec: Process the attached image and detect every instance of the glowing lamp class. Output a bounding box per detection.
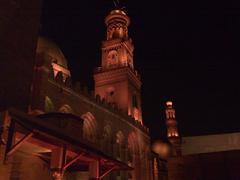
[166,101,173,106]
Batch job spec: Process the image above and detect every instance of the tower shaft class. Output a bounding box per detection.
[94,9,142,124]
[165,101,181,156]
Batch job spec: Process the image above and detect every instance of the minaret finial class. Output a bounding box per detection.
[113,0,120,8]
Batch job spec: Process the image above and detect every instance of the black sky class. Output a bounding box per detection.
[40,0,240,140]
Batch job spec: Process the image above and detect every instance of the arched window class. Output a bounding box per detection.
[115,131,126,179]
[102,125,112,153]
[81,112,97,143]
[128,132,139,180]
[59,104,73,113]
[115,131,124,160]
[132,94,138,108]
[112,29,120,39]
[45,96,55,112]
[116,131,124,144]
[106,87,115,103]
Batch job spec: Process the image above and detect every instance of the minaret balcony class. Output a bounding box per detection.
[94,64,140,79]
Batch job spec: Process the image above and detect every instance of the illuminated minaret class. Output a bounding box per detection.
[165,101,181,156]
[94,9,142,124]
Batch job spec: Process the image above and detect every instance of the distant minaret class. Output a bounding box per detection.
[165,101,181,156]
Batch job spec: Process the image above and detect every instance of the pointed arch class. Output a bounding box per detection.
[116,131,124,145]
[59,104,73,114]
[115,131,125,161]
[103,125,112,141]
[44,96,55,112]
[128,132,139,155]
[81,112,97,143]
[102,125,112,153]
[128,132,140,180]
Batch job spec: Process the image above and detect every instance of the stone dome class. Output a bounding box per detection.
[152,140,171,159]
[105,9,130,27]
[36,37,68,69]
[110,9,127,15]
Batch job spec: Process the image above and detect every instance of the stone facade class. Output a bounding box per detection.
[0,5,153,180]
[30,55,151,179]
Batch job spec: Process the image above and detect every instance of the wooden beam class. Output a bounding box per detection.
[63,153,84,170]
[99,166,116,179]
[7,132,33,157]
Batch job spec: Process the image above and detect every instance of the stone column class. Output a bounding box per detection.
[0,111,13,179]
[50,147,66,180]
[52,170,63,180]
[89,160,100,180]
[132,154,141,180]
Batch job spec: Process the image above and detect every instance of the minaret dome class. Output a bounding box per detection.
[105,9,130,40]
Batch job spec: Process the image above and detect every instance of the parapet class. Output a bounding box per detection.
[48,70,149,134]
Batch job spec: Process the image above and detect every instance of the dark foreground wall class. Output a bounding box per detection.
[0,0,42,111]
[168,150,240,180]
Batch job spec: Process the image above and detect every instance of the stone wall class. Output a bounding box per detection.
[29,61,152,179]
[182,133,240,155]
[0,0,41,111]
[168,150,240,180]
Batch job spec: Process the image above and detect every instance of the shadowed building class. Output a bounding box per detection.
[155,102,240,180]
[167,132,240,180]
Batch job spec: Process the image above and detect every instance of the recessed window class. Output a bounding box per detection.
[110,91,114,96]
[132,94,138,108]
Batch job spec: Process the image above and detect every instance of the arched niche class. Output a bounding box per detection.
[128,132,139,157]
[81,112,97,143]
[105,86,115,103]
[59,104,73,114]
[103,125,112,141]
[116,131,124,145]
[115,131,125,161]
[127,132,140,180]
[44,96,55,112]
[102,125,112,153]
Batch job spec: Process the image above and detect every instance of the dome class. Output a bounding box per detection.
[152,140,171,159]
[105,9,130,27]
[37,37,68,69]
[110,9,127,15]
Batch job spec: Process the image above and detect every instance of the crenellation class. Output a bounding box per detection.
[95,94,101,103]
[48,65,55,80]
[55,71,64,84]
[64,77,72,88]
[73,81,81,93]
[77,83,148,133]
[82,86,89,96]
[46,75,149,133]
[101,98,106,105]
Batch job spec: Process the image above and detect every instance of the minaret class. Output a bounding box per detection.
[94,9,142,124]
[165,101,181,156]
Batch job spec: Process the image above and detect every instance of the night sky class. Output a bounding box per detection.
[40,0,240,140]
